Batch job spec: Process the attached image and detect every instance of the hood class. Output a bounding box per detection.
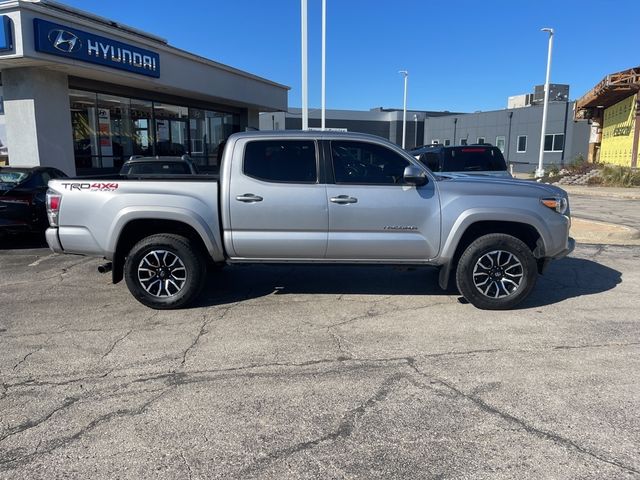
[435,173,568,198]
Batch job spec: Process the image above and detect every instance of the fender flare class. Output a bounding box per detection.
[106,207,225,262]
[437,208,550,290]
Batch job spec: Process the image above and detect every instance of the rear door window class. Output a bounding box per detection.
[443,147,507,172]
[243,140,317,183]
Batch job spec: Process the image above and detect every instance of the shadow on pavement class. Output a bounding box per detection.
[195,256,621,309]
[520,256,621,308]
[0,232,48,250]
[195,264,447,308]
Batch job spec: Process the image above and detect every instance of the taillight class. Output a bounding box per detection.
[46,189,62,227]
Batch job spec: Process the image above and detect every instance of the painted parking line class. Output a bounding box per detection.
[28,253,57,267]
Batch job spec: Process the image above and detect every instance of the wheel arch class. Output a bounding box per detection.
[111,217,216,284]
[438,216,546,290]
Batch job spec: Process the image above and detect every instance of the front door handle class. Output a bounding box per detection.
[236,193,263,203]
[330,195,358,204]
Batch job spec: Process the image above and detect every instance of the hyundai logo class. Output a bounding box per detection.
[48,29,81,53]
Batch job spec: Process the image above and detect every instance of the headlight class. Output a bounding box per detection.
[541,196,568,215]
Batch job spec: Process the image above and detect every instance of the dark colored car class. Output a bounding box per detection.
[408,144,511,178]
[0,166,68,234]
[119,156,199,176]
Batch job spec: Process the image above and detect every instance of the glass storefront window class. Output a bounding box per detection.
[189,109,240,168]
[97,94,133,169]
[69,90,99,169]
[154,103,188,156]
[131,98,154,158]
[70,89,244,173]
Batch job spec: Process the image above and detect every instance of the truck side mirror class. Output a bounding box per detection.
[403,166,428,186]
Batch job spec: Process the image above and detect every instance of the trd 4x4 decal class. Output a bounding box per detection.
[61,182,119,192]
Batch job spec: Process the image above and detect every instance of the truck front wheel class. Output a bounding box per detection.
[455,233,538,310]
[124,234,206,309]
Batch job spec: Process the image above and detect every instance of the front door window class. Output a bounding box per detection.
[331,140,409,185]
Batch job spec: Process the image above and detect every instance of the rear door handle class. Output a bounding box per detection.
[330,195,358,204]
[236,193,263,203]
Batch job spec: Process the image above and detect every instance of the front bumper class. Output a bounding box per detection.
[538,237,575,274]
[45,228,63,253]
[551,237,575,260]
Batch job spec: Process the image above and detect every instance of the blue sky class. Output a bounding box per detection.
[61,0,637,113]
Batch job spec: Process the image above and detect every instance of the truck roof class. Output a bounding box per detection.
[230,130,391,142]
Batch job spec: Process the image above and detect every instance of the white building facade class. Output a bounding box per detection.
[0,0,288,174]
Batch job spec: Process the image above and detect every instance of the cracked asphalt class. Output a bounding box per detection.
[0,242,639,479]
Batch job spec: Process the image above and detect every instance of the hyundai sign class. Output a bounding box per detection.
[33,18,160,78]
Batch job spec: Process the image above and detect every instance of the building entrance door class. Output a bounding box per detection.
[153,103,189,157]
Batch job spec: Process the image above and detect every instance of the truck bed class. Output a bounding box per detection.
[47,176,224,262]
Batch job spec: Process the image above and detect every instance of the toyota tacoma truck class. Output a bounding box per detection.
[45,131,574,310]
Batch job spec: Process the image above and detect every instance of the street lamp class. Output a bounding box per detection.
[301,0,308,130]
[399,70,408,149]
[536,27,554,179]
[321,0,326,130]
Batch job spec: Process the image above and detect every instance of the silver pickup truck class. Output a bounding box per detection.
[45,131,574,310]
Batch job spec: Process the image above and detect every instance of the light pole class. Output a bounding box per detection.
[321,0,326,130]
[536,27,554,179]
[399,70,408,149]
[301,0,308,130]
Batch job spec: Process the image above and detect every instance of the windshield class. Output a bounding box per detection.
[443,147,507,172]
[0,171,29,184]
[122,162,191,175]
[0,171,29,189]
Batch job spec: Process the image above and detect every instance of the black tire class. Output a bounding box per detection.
[455,233,538,310]
[124,234,206,309]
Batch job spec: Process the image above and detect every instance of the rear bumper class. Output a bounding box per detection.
[45,228,63,253]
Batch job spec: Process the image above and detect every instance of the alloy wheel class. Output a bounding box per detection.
[472,250,524,299]
[137,250,187,298]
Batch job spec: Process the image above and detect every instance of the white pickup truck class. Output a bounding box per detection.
[46,131,574,310]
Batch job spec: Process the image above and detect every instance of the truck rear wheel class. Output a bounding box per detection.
[455,233,537,310]
[124,234,205,309]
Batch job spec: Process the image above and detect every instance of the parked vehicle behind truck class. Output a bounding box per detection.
[408,144,512,178]
[46,131,574,310]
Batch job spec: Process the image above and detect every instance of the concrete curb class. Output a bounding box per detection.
[559,185,640,200]
[571,217,640,245]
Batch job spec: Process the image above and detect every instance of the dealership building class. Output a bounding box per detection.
[0,0,288,175]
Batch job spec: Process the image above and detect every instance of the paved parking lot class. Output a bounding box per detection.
[1,240,639,479]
